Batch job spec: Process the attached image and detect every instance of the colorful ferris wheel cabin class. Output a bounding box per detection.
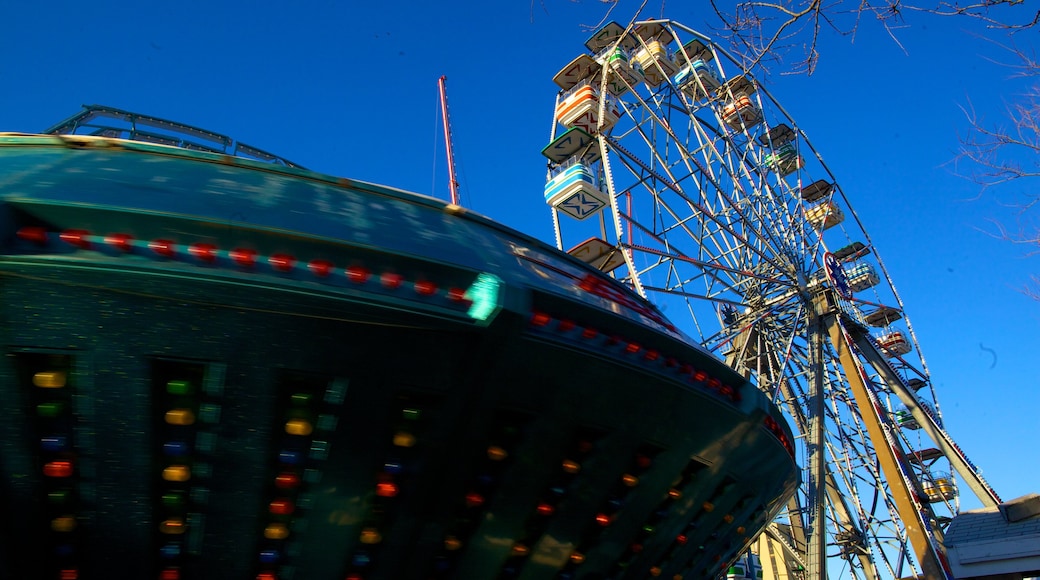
[544,161,608,220]
[845,262,881,292]
[555,82,622,135]
[877,330,912,357]
[804,200,845,230]
[721,96,763,131]
[894,401,936,430]
[763,143,804,176]
[596,47,640,95]
[634,40,677,86]
[675,59,721,100]
[922,472,959,503]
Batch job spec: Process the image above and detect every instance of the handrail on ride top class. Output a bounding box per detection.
[43,104,305,169]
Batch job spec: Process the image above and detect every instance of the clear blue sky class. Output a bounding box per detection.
[1,1,1036,508]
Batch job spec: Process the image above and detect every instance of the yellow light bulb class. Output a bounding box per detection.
[264,523,290,540]
[393,431,417,447]
[487,446,508,461]
[33,371,67,388]
[160,518,187,535]
[51,516,77,532]
[165,409,196,426]
[162,465,191,482]
[285,419,313,436]
[360,527,382,544]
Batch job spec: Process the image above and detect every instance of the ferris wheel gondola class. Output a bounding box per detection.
[541,18,1001,580]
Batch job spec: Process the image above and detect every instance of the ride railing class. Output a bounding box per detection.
[42,104,304,169]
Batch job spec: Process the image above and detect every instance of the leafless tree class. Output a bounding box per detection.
[950,39,1040,301]
[707,0,1039,74]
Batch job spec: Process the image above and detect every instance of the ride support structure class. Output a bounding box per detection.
[820,291,951,580]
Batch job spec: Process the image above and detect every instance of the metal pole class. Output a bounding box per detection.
[805,296,828,580]
[438,75,461,206]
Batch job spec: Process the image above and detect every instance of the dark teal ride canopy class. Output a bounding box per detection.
[0,133,798,580]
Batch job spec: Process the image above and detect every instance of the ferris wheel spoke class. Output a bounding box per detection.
[620,188,750,282]
[618,215,798,295]
[618,119,806,272]
[636,135,790,282]
[685,131,808,261]
[604,135,797,281]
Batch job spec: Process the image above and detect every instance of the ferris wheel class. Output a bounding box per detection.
[541,18,1002,580]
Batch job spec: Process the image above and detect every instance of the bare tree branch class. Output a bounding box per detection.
[708,0,1038,76]
[902,1,1040,31]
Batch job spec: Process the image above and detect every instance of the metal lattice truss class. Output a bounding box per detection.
[543,18,1001,580]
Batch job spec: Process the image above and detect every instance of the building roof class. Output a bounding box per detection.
[945,494,1040,578]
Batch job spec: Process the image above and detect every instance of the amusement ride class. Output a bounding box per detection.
[541,18,1001,580]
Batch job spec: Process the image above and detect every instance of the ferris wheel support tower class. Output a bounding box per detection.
[819,292,948,579]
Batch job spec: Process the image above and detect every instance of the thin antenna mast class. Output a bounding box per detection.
[438,75,461,206]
